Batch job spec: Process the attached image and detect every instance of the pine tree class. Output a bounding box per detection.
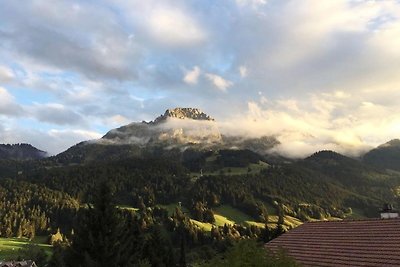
[275,205,285,237]
[63,180,135,267]
[16,224,23,238]
[142,225,175,267]
[179,224,186,267]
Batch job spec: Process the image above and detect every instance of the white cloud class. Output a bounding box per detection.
[146,6,206,46]
[0,1,138,81]
[236,0,267,9]
[0,65,14,82]
[29,103,85,126]
[0,87,23,116]
[0,124,102,155]
[104,114,131,127]
[239,66,248,78]
[220,89,400,158]
[0,87,14,102]
[1,0,400,155]
[205,73,233,92]
[38,129,102,155]
[183,66,201,85]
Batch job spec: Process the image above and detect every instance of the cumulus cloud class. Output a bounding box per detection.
[1,0,400,155]
[183,66,201,85]
[145,7,206,46]
[45,129,102,154]
[236,0,267,9]
[220,89,400,158]
[0,1,138,81]
[104,115,131,128]
[0,65,14,82]
[0,87,24,116]
[29,103,85,126]
[0,114,102,155]
[205,73,233,92]
[239,66,248,78]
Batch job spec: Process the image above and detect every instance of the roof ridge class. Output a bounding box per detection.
[265,217,400,266]
[306,217,400,223]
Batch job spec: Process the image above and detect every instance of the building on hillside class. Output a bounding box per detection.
[0,261,37,267]
[265,218,400,266]
[380,203,399,219]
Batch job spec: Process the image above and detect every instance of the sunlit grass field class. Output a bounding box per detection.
[0,236,52,261]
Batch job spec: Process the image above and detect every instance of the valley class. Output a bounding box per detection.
[0,108,400,265]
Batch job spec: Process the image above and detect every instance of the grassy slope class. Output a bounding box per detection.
[190,219,213,232]
[214,214,235,227]
[0,236,52,261]
[198,205,303,231]
[214,205,254,223]
[245,215,303,231]
[115,204,303,232]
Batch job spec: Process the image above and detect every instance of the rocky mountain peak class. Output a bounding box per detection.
[152,108,215,124]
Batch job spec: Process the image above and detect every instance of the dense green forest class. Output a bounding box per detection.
[0,145,400,265]
[0,179,78,238]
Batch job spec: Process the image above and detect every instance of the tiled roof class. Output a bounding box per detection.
[265,218,400,267]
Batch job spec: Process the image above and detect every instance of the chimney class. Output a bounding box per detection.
[380,203,399,219]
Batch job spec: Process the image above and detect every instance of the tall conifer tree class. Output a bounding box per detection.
[64,180,135,267]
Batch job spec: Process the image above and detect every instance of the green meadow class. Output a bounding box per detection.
[0,236,52,261]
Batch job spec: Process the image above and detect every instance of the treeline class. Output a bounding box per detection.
[0,150,398,241]
[26,158,191,206]
[182,149,263,172]
[188,165,365,221]
[0,156,388,228]
[0,179,79,238]
[49,182,286,267]
[21,157,355,222]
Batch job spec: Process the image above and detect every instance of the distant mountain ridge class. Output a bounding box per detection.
[0,143,47,160]
[1,122,400,233]
[52,107,400,171]
[363,139,400,171]
[54,107,279,164]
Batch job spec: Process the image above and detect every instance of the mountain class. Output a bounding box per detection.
[101,107,222,147]
[0,127,400,265]
[1,132,400,260]
[0,143,47,160]
[53,108,279,164]
[101,107,278,150]
[152,107,215,123]
[363,139,400,171]
[303,150,394,190]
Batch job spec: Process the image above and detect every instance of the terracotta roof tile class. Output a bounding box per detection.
[265,218,400,267]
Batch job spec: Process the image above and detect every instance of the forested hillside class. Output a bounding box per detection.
[0,145,399,265]
[0,179,78,238]
[0,144,47,160]
[363,139,400,171]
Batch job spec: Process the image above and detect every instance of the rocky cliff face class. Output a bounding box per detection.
[152,108,215,124]
[99,108,278,154]
[102,108,221,146]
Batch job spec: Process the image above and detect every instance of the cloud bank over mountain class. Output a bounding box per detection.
[0,0,400,155]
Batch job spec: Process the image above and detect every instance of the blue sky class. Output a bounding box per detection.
[1,0,400,156]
